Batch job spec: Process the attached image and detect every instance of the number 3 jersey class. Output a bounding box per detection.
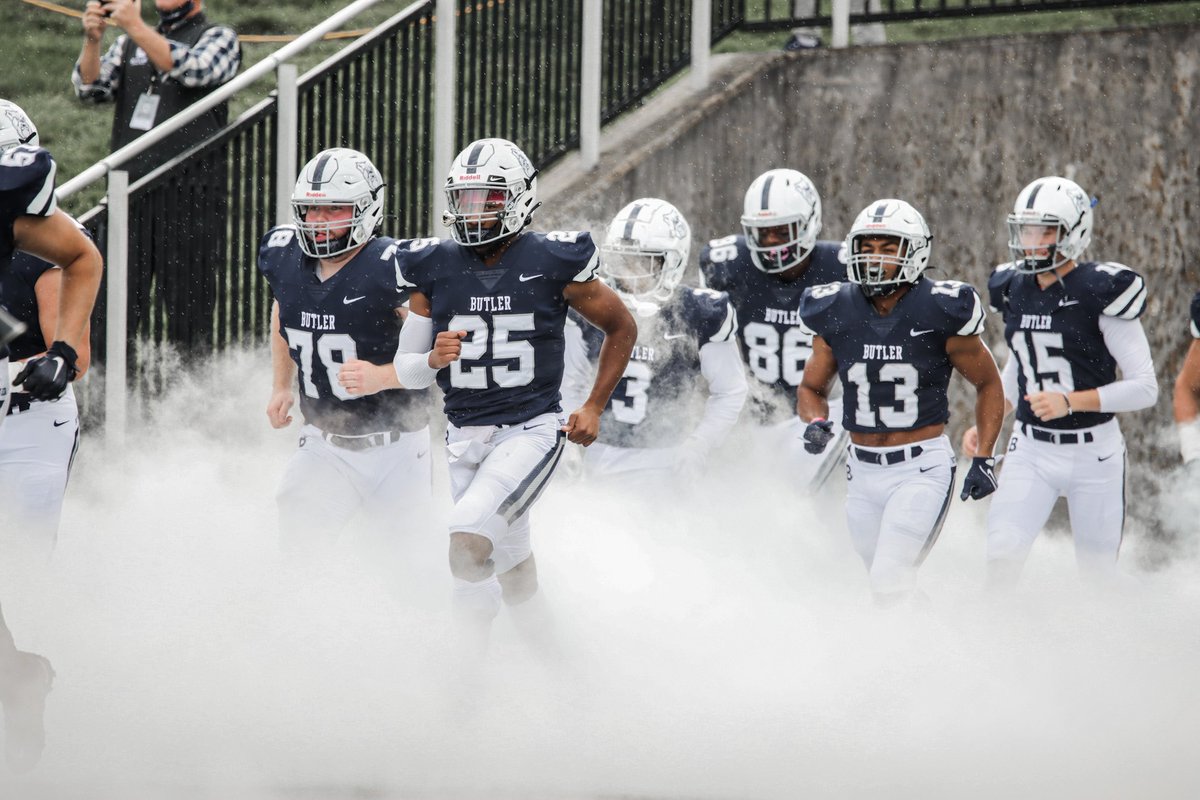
[258,226,429,435]
[699,236,845,422]
[566,287,739,448]
[798,278,986,433]
[988,260,1148,431]
[396,231,600,427]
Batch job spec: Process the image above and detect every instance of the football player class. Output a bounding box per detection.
[962,177,1157,588]
[260,148,431,554]
[562,198,747,485]
[0,98,103,770]
[1174,290,1200,467]
[798,199,1004,605]
[699,169,847,489]
[0,103,90,552]
[392,138,636,649]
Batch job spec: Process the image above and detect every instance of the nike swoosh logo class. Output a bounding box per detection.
[53,419,70,427]
[919,465,937,473]
[519,274,543,282]
[1059,299,1080,307]
[523,423,544,430]
[663,333,687,340]
[1098,453,1117,462]
[343,296,366,304]
[910,328,934,336]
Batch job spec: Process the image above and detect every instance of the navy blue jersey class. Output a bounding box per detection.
[799,277,986,433]
[1190,290,1200,339]
[700,235,845,421]
[397,231,600,427]
[0,253,57,360]
[574,287,737,448]
[0,146,57,275]
[988,260,1147,430]
[258,227,429,435]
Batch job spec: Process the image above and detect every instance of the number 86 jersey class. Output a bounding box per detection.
[798,277,986,433]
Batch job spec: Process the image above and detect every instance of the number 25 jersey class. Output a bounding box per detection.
[988,260,1147,431]
[799,278,986,433]
[396,231,600,427]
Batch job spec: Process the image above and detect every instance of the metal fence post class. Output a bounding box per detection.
[832,0,850,48]
[432,0,456,235]
[581,0,602,169]
[275,63,299,226]
[105,170,129,448]
[691,0,712,91]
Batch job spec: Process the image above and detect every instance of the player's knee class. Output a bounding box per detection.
[448,531,495,581]
[498,557,539,605]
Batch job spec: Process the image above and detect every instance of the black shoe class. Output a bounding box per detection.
[0,652,54,772]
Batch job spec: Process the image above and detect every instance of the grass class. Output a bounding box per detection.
[3,0,1199,210]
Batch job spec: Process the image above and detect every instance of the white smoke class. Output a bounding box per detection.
[2,346,1199,799]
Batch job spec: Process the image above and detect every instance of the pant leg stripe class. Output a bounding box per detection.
[916,464,957,566]
[498,430,565,523]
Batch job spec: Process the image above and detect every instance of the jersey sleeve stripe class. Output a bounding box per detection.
[956,290,986,336]
[27,159,58,218]
[572,248,600,282]
[709,303,737,343]
[1103,274,1146,319]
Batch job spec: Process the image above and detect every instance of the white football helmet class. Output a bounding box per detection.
[1007,176,1093,273]
[845,199,932,296]
[740,168,822,273]
[601,198,691,315]
[443,138,539,247]
[0,99,38,153]
[291,148,385,259]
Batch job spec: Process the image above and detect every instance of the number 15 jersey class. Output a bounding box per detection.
[799,278,986,433]
[396,231,600,427]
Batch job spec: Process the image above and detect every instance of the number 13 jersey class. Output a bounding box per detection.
[988,260,1147,431]
[798,278,986,433]
[396,231,600,427]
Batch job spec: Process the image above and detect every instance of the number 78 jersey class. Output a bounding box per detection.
[798,278,986,433]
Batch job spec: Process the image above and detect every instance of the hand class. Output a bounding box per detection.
[102,0,143,32]
[82,1,109,42]
[266,389,294,429]
[1026,391,1070,422]
[802,418,834,454]
[961,425,980,458]
[960,456,998,501]
[338,359,387,396]
[428,330,466,369]
[13,341,78,401]
[562,404,601,446]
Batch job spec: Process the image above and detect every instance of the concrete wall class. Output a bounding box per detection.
[542,25,1200,476]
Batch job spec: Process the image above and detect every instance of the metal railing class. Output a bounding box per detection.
[740,0,1193,30]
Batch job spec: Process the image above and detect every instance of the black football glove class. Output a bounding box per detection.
[802,418,835,455]
[13,341,79,401]
[960,456,998,501]
[0,306,26,347]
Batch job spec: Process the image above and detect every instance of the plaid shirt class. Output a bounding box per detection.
[73,24,241,103]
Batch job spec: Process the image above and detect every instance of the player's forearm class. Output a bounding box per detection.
[796,386,829,423]
[690,341,748,449]
[54,254,102,353]
[270,335,295,392]
[1174,378,1200,423]
[973,380,1006,456]
[584,336,634,412]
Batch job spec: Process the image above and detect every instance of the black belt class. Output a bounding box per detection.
[853,445,923,465]
[320,428,407,451]
[1020,423,1095,445]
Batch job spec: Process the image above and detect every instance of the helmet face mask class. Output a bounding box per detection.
[291,148,385,259]
[1006,177,1093,274]
[443,138,539,248]
[740,168,822,274]
[844,199,932,298]
[601,198,690,315]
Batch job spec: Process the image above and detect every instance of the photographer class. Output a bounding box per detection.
[72,0,241,180]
